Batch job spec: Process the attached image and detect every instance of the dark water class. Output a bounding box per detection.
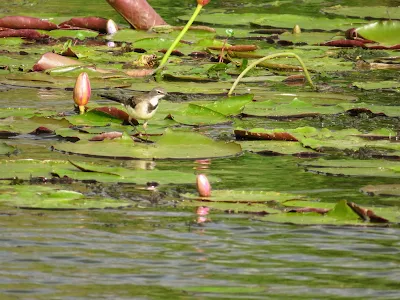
[0,0,400,299]
[1,206,400,299]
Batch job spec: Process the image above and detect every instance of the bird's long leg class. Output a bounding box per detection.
[142,121,148,140]
[128,117,139,134]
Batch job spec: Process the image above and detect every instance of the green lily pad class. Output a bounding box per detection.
[53,129,242,160]
[0,108,54,119]
[321,6,400,20]
[356,21,400,46]
[170,94,253,126]
[201,94,254,115]
[278,31,343,45]
[235,127,400,155]
[170,103,230,126]
[260,200,400,225]
[352,81,400,91]
[243,98,344,118]
[0,184,131,209]
[45,29,99,39]
[179,13,365,31]
[180,199,282,214]
[0,142,15,155]
[238,140,317,156]
[181,190,306,203]
[361,184,400,197]
[180,189,307,214]
[252,14,366,31]
[299,158,400,178]
[0,159,213,185]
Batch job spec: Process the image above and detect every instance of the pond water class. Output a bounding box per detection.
[0,0,400,299]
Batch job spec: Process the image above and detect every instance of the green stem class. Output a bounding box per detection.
[228,52,315,96]
[158,4,203,70]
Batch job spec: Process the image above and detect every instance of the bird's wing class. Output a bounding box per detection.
[147,102,158,113]
[127,97,138,109]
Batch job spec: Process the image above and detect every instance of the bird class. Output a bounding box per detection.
[100,87,167,133]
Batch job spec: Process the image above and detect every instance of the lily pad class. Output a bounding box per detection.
[322,6,400,21]
[0,159,212,185]
[170,104,230,126]
[243,98,344,118]
[352,81,400,91]
[300,158,400,178]
[0,184,131,209]
[260,200,400,225]
[0,142,15,155]
[53,129,242,160]
[238,140,318,156]
[252,14,366,31]
[179,13,365,31]
[45,29,99,39]
[361,184,400,197]
[356,21,400,46]
[181,190,306,203]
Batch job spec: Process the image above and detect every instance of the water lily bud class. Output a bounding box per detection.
[292,24,301,34]
[106,19,118,35]
[197,0,210,6]
[73,72,91,114]
[196,174,211,197]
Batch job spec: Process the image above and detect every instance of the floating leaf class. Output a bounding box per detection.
[0,142,15,155]
[181,190,306,203]
[0,185,131,209]
[300,159,400,178]
[169,104,230,126]
[321,6,400,20]
[53,129,242,160]
[243,99,344,118]
[356,21,400,46]
[0,159,212,185]
[360,184,400,197]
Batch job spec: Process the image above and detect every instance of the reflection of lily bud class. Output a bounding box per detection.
[73,72,91,114]
[196,206,210,216]
[196,174,211,197]
[106,19,118,35]
[197,0,210,6]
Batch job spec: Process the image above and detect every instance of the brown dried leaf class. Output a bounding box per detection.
[32,52,80,71]
[0,16,58,30]
[234,129,298,141]
[347,202,389,223]
[106,0,167,30]
[0,28,48,39]
[58,17,109,33]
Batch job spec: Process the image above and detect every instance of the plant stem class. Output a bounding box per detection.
[158,4,203,70]
[228,52,316,96]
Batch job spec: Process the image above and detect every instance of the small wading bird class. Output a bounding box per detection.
[100,87,167,133]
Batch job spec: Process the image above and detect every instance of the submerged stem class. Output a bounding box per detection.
[228,52,316,96]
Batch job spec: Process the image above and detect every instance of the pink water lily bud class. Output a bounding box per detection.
[196,174,211,197]
[73,72,91,114]
[197,0,210,6]
[106,19,118,35]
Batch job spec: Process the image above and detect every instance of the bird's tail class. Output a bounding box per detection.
[98,93,124,103]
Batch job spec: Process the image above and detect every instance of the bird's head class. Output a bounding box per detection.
[149,87,168,101]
